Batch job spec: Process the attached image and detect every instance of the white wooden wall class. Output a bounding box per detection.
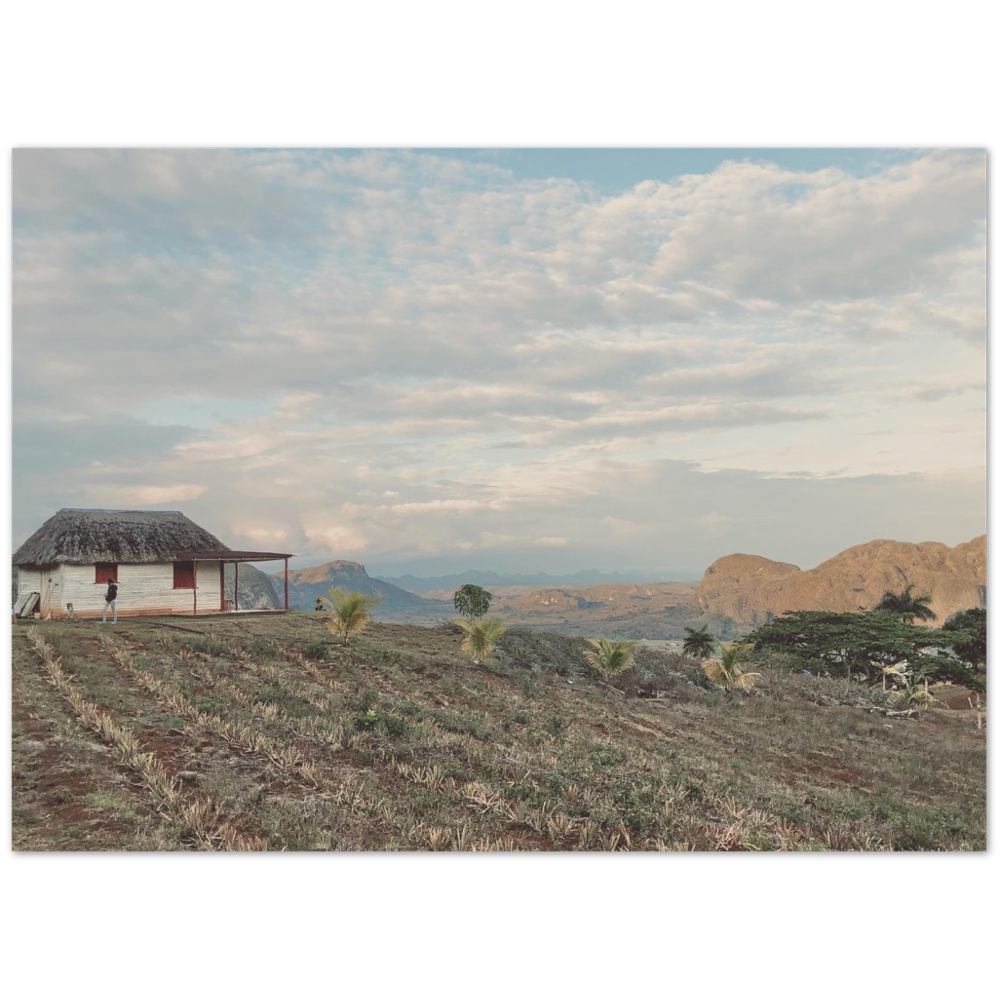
[45,562,224,618]
[17,567,45,597]
[16,567,61,613]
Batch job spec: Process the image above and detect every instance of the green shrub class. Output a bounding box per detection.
[320,589,381,645]
[453,584,494,620]
[454,617,507,665]
[583,637,638,678]
[355,708,379,731]
[302,638,329,660]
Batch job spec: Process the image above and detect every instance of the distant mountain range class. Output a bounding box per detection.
[273,560,452,620]
[371,568,688,593]
[271,561,709,636]
[268,534,986,637]
[13,534,980,635]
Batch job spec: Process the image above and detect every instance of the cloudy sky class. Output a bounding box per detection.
[11,148,986,578]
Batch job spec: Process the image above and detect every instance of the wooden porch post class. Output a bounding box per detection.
[284,557,289,613]
[193,560,198,616]
[234,562,239,611]
[220,562,225,613]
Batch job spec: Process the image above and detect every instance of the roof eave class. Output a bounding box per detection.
[175,550,294,562]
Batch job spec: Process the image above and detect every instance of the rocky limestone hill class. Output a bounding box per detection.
[274,560,450,619]
[224,563,281,611]
[698,536,986,628]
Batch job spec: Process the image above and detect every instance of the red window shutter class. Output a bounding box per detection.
[95,563,118,584]
[173,561,195,589]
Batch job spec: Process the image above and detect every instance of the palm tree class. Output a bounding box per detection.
[583,637,639,679]
[682,626,717,660]
[320,588,380,645]
[702,642,762,693]
[454,617,507,665]
[874,584,937,623]
[881,663,910,692]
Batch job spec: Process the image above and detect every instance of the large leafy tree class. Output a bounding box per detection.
[583,637,639,679]
[745,610,939,684]
[454,616,507,665]
[906,652,983,692]
[320,588,380,645]
[682,626,717,660]
[941,608,987,672]
[453,584,494,621]
[873,584,937,623]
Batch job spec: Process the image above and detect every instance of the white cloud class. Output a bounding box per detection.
[11,149,986,574]
[698,512,734,537]
[81,483,206,505]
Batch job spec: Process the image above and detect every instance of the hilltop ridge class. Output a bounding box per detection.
[273,534,986,636]
[275,560,451,619]
[698,535,986,627]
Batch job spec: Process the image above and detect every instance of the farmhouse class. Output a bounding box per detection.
[12,508,293,619]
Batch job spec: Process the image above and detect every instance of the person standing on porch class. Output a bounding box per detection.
[101,578,118,624]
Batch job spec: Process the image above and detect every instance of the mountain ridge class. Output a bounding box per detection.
[273,560,451,619]
[697,535,986,627]
[371,568,693,593]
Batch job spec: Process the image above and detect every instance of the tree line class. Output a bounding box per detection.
[683,586,986,693]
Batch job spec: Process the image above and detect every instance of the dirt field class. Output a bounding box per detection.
[11,613,987,851]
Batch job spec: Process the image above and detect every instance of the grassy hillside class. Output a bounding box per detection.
[12,615,985,851]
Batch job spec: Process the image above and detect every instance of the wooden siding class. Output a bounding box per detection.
[17,566,61,615]
[53,562,224,618]
[17,567,45,598]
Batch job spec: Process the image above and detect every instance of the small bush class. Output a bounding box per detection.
[454,617,507,665]
[183,636,230,657]
[453,584,494,620]
[301,638,329,660]
[545,716,567,738]
[355,708,379,731]
[583,637,638,679]
[321,589,380,645]
[608,648,702,698]
[378,713,409,738]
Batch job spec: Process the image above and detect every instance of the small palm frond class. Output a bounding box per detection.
[728,669,763,691]
[905,686,944,708]
[702,643,759,692]
[583,637,638,678]
[881,663,911,691]
[701,659,730,688]
[874,584,937,622]
[322,588,380,645]
[682,626,717,660]
[454,617,507,665]
[890,686,944,709]
[719,642,753,670]
[882,666,910,678]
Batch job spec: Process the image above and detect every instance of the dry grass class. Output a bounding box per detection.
[12,614,986,851]
[23,627,266,850]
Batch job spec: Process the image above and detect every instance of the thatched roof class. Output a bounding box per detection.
[13,509,231,566]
